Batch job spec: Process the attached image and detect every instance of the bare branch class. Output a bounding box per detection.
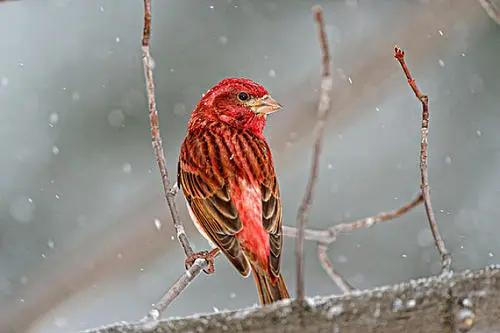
[141,0,194,258]
[284,194,423,244]
[394,46,451,272]
[477,0,500,25]
[139,1,226,320]
[140,258,208,329]
[296,5,333,303]
[285,193,423,291]
[317,243,355,292]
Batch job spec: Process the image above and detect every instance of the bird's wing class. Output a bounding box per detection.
[178,132,250,276]
[258,152,283,279]
[241,132,284,279]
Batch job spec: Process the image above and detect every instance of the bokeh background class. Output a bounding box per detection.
[1,0,499,332]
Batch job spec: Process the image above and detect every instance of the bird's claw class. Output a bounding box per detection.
[185,248,220,274]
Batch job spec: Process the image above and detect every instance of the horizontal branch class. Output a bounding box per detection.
[85,265,500,333]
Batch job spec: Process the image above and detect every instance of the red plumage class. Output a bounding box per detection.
[178,78,289,304]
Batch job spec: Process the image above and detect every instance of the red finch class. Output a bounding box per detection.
[178,78,289,305]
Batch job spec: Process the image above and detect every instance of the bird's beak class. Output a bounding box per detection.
[251,95,282,115]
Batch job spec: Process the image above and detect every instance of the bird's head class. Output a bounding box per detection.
[188,78,281,138]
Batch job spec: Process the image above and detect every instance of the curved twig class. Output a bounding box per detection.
[394,46,451,272]
[295,5,333,303]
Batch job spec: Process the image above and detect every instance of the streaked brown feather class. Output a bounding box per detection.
[178,123,283,280]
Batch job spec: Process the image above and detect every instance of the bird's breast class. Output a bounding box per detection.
[230,178,270,268]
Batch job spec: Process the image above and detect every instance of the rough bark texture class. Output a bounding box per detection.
[85,265,500,333]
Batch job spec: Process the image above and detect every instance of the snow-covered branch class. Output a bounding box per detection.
[85,266,500,333]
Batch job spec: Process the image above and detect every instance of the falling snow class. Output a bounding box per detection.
[218,36,228,45]
[268,69,276,78]
[173,103,187,116]
[54,317,68,328]
[9,196,35,223]
[108,109,125,127]
[47,239,55,249]
[469,75,484,94]
[417,229,434,247]
[122,163,132,174]
[49,113,59,127]
[154,218,162,230]
[1,76,8,87]
[337,255,348,263]
[52,145,60,155]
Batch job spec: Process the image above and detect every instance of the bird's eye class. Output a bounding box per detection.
[238,92,249,101]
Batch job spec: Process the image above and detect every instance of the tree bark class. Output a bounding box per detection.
[85,265,500,333]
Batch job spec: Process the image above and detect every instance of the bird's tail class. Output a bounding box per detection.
[252,265,290,305]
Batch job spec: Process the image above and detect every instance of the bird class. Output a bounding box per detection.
[177,77,289,305]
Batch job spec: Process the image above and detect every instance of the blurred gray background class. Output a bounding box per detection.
[0,0,499,332]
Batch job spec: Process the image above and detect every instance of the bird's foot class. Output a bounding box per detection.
[185,248,220,274]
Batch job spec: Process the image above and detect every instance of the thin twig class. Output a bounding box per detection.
[477,0,500,25]
[140,1,223,319]
[141,0,193,257]
[394,46,451,272]
[284,194,423,244]
[135,258,208,331]
[146,259,207,321]
[296,5,333,303]
[285,193,423,291]
[317,243,354,292]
